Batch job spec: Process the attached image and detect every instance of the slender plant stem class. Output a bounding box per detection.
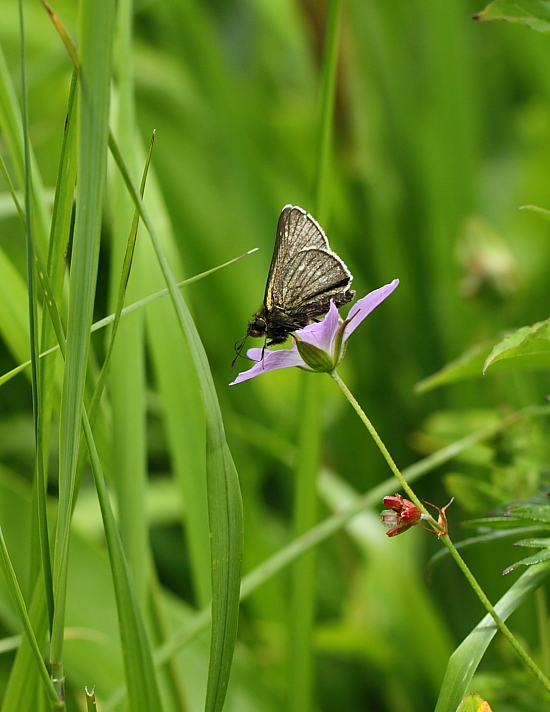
[331,369,550,694]
[330,371,427,513]
[442,536,550,693]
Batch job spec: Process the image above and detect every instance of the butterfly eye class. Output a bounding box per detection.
[253,319,266,333]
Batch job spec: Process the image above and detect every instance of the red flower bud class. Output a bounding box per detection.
[381,494,422,536]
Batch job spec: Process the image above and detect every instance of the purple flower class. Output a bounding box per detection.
[230,279,399,385]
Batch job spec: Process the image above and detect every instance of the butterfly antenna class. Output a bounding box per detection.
[231,335,248,369]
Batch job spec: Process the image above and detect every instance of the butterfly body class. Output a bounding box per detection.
[246,205,355,346]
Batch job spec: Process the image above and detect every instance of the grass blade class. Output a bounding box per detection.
[0,527,59,706]
[50,0,116,690]
[107,0,150,613]
[0,42,49,253]
[0,251,256,388]
[107,133,244,712]
[82,410,163,712]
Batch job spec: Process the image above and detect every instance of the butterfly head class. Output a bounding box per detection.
[246,316,267,339]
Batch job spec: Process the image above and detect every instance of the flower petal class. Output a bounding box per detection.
[229,347,305,385]
[295,300,340,354]
[343,279,399,340]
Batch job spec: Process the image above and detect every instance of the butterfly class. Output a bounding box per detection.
[234,205,355,361]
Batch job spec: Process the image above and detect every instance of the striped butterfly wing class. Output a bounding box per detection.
[280,248,353,313]
[266,206,353,315]
[264,205,332,309]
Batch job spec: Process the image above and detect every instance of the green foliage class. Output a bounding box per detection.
[474,0,550,31]
[483,319,550,373]
[2,0,550,711]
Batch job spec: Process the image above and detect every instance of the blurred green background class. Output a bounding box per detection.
[2,0,550,710]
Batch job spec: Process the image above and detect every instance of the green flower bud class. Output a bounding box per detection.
[296,339,335,373]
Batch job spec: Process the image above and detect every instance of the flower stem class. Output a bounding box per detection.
[330,370,427,514]
[331,369,550,694]
[442,535,550,694]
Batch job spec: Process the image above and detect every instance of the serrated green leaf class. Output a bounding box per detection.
[503,550,550,574]
[483,320,550,373]
[514,538,550,547]
[507,503,550,523]
[460,516,533,529]
[473,0,550,32]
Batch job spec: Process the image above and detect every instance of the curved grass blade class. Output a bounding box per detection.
[2,582,50,712]
[31,70,78,637]
[106,137,244,712]
[32,132,165,712]
[50,0,116,693]
[17,0,58,650]
[36,249,165,712]
[0,527,60,707]
[0,43,50,252]
[0,251,257,389]
[520,204,550,221]
[107,0,151,619]
[28,49,164,712]
[82,410,163,712]
[88,132,154,422]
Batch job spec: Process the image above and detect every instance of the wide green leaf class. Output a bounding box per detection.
[483,319,550,373]
[416,330,550,392]
[473,0,550,32]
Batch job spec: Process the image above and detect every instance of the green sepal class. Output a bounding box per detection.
[332,320,349,365]
[296,339,335,372]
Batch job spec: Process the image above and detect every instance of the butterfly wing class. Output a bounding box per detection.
[250,204,354,345]
[281,248,353,314]
[265,205,330,308]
